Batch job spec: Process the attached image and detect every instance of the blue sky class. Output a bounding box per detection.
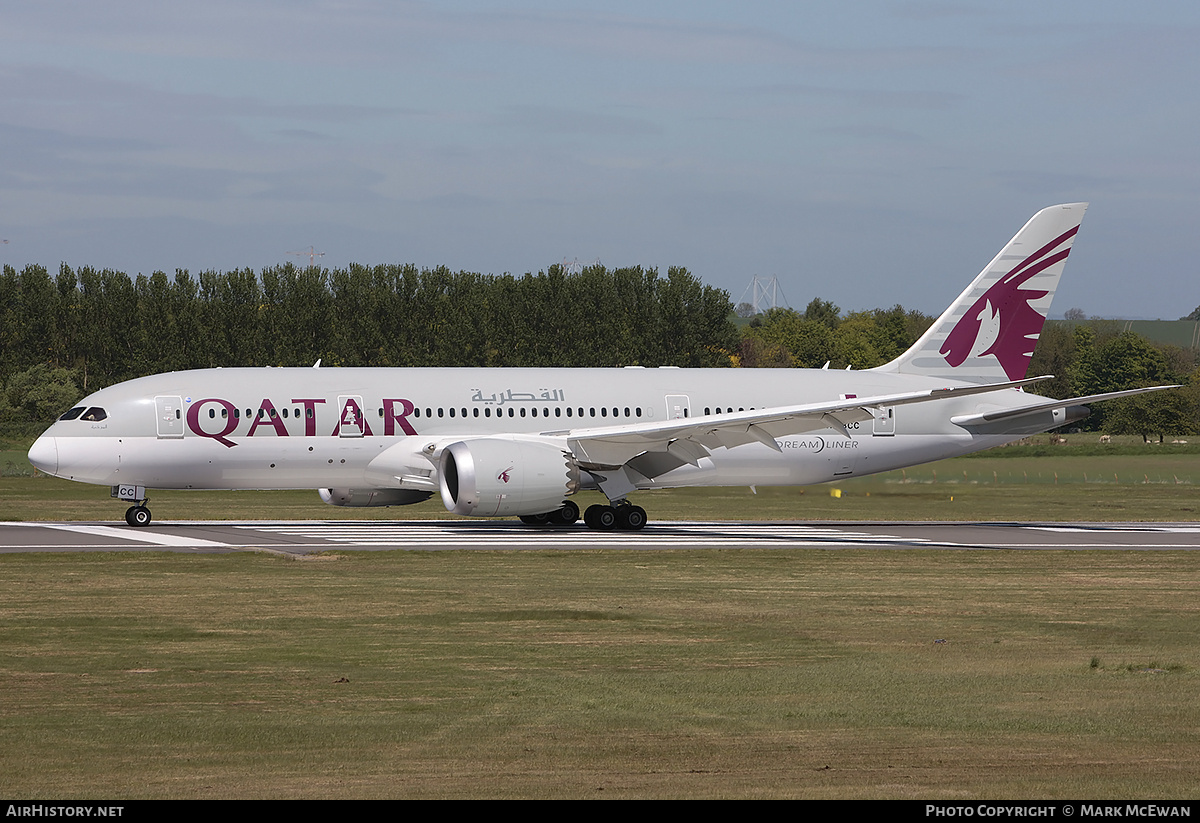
[2,1,1198,318]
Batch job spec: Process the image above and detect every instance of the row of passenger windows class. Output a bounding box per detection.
[66,403,752,424]
[409,406,645,419]
[211,407,316,419]
[207,407,652,422]
[203,405,753,421]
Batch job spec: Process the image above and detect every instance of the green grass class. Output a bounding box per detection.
[3,434,1200,797]
[1,549,1198,798]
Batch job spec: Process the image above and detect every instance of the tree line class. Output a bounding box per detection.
[2,263,1196,439]
[0,262,739,435]
[742,299,1200,440]
[1,262,737,382]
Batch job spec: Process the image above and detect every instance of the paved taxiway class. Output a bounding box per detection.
[2,520,1199,554]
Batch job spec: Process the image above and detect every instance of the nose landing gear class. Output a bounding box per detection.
[112,485,152,527]
[124,505,152,527]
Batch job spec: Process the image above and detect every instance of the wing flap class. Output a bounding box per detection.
[559,375,1052,471]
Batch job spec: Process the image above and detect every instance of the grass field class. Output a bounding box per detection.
[1,549,1198,799]
[2,436,1198,798]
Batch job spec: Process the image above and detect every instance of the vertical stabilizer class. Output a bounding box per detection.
[874,202,1087,384]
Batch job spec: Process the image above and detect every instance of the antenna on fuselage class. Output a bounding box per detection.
[313,359,322,368]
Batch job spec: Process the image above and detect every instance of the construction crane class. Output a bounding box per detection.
[287,246,325,267]
[561,257,601,275]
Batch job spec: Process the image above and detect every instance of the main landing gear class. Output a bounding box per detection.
[584,503,647,531]
[518,500,647,531]
[519,499,580,528]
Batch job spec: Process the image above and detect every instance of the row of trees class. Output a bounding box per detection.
[2,263,1196,439]
[738,300,935,370]
[0,262,740,435]
[0,262,738,384]
[737,300,1200,440]
[1030,322,1198,439]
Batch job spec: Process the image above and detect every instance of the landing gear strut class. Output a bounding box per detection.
[113,485,152,527]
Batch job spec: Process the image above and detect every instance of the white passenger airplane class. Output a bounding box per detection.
[28,203,1176,530]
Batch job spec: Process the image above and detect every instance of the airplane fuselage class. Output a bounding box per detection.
[30,366,1060,493]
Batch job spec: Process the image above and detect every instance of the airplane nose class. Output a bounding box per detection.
[28,436,58,476]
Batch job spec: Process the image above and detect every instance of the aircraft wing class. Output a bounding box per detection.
[948,384,1181,427]
[547,376,1051,475]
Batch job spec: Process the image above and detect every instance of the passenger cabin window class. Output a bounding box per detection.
[81,407,107,422]
[59,407,86,421]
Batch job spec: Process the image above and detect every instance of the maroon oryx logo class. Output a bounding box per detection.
[940,225,1078,380]
[498,466,513,483]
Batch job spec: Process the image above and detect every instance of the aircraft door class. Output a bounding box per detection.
[665,394,690,420]
[872,406,896,436]
[337,395,365,437]
[155,396,184,439]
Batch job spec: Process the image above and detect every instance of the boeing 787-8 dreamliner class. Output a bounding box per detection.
[27,203,1175,529]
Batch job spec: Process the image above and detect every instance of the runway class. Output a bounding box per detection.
[2,519,1200,554]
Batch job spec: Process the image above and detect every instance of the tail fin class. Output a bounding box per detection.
[875,202,1088,384]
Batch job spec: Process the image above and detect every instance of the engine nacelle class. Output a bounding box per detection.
[319,488,433,507]
[438,436,579,517]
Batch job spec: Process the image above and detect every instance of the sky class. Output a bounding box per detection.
[2,1,1199,319]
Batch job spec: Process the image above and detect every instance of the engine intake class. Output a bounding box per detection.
[439,436,578,517]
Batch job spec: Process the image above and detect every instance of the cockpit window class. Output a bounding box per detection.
[80,407,108,422]
[58,407,86,421]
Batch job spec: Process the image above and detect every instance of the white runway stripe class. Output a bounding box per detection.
[1031,525,1200,533]
[16,523,230,547]
[233,522,936,547]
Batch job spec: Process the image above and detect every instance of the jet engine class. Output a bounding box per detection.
[438,436,579,517]
[319,488,433,507]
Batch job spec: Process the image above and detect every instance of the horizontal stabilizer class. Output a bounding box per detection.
[949,385,1180,427]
